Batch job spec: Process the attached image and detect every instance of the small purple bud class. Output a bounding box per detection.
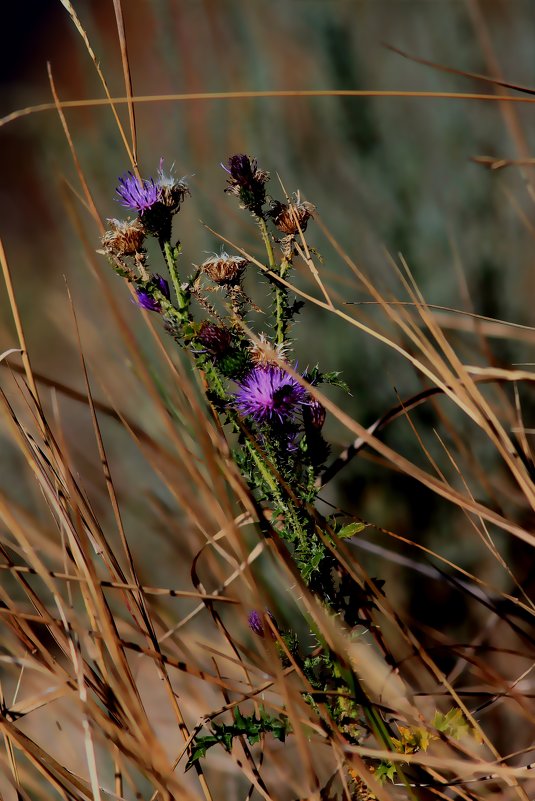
[198,322,232,354]
[248,610,265,638]
[154,274,170,299]
[135,275,170,312]
[136,290,160,312]
[307,399,326,430]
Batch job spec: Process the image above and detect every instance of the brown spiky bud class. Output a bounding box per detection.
[197,321,232,355]
[268,196,315,235]
[101,218,145,256]
[201,252,249,285]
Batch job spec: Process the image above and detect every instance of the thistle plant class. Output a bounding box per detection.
[100,154,480,798]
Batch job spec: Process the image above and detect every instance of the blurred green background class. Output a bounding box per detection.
[2,0,535,708]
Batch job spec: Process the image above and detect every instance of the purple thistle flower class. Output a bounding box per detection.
[234,364,307,424]
[135,275,170,312]
[116,171,162,213]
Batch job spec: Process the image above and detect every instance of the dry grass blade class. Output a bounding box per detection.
[58,0,135,165]
[6,87,535,129]
[112,0,137,165]
[0,240,44,433]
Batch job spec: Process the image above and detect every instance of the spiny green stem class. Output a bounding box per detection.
[274,258,291,346]
[258,217,289,346]
[162,239,189,315]
[258,217,276,273]
[245,439,281,498]
[275,290,285,345]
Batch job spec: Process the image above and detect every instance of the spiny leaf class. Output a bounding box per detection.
[186,707,291,770]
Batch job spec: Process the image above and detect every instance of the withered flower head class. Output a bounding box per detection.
[268,196,316,235]
[157,159,190,214]
[222,154,269,215]
[102,218,146,256]
[201,252,249,285]
[249,333,290,367]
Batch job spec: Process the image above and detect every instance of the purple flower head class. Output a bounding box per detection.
[234,364,307,425]
[135,275,170,312]
[116,171,162,213]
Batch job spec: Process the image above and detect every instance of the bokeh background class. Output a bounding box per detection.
[2,0,535,766]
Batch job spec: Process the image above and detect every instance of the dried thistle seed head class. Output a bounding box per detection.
[268,196,316,235]
[197,321,232,354]
[249,333,290,367]
[201,252,249,285]
[102,218,146,256]
[223,154,269,215]
[157,159,190,213]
